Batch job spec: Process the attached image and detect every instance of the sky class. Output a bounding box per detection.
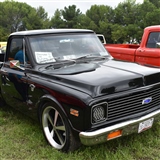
[1,0,144,18]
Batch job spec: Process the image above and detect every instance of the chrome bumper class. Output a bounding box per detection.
[79,109,160,146]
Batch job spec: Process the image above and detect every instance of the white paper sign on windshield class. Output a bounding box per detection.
[35,52,56,63]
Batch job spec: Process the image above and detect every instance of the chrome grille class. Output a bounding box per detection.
[107,86,160,121]
[91,102,107,124]
[93,106,105,122]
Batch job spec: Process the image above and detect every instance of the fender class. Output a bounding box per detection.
[37,94,81,133]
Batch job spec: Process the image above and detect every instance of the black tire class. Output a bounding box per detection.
[40,102,81,152]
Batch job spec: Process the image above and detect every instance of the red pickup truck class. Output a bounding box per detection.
[104,25,160,67]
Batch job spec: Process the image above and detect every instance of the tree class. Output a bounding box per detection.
[85,5,114,42]
[145,8,160,26]
[86,5,114,24]
[113,0,139,25]
[0,26,8,41]
[0,0,33,33]
[137,1,159,29]
[0,0,159,43]
[111,24,127,43]
[148,0,160,8]
[98,21,113,43]
[50,9,66,28]
[36,6,50,28]
[0,0,50,40]
[71,14,90,29]
[125,24,142,43]
[61,5,82,28]
[22,8,42,30]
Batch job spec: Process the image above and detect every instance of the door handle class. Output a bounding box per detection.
[30,84,35,91]
[138,49,144,52]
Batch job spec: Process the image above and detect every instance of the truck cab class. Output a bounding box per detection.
[135,25,160,67]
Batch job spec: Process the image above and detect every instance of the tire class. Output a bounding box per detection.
[40,102,81,152]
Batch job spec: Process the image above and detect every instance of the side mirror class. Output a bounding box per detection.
[10,60,25,70]
[156,42,160,48]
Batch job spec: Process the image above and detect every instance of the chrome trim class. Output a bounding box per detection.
[91,102,108,124]
[80,109,160,146]
[89,83,160,106]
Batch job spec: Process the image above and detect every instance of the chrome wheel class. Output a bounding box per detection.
[41,102,81,152]
[42,105,66,150]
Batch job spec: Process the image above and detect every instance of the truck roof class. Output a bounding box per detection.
[10,29,94,36]
[145,25,160,31]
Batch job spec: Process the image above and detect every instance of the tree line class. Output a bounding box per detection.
[0,0,160,43]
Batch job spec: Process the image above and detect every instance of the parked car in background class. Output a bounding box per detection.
[0,46,6,61]
[104,25,160,67]
[97,34,106,44]
[0,46,6,53]
[0,42,7,48]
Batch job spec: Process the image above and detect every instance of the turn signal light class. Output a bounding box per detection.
[107,130,122,140]
[70,109,79,117]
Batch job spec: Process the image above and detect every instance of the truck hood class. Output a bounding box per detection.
[39,59,160,98]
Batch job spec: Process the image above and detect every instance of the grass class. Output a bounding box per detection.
[0,105,160,160]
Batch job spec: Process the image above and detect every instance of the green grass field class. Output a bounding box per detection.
[0,106,160,160]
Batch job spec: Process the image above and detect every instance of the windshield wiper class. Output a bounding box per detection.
[75,54,108,61]
[45,59,76,70]
[74,54,91,60]
[45,54,109,70]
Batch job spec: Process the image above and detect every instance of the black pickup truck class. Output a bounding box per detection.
[0,29,160,152]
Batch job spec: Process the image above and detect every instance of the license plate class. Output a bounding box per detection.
[138,118,154,133]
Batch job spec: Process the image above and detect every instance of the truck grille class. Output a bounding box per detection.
[107,86,160,121]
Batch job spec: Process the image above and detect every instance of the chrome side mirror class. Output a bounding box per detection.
[10,60,25,70]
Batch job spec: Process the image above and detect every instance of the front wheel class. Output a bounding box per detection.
[40,102,80,152]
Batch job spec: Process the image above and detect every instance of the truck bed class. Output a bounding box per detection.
[104,44,140,62]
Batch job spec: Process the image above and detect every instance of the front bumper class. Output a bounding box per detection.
[79,109,160,146]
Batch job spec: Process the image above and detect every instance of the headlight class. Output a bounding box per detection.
[91,102,108,124]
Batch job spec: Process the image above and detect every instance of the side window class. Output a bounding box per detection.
[9,38,23,60]
[9,38,30,65]
[146,32,160,48]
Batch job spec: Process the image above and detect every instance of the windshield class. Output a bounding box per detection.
[29,33,109,64]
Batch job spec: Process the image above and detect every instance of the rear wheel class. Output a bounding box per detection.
[40,102,80,152]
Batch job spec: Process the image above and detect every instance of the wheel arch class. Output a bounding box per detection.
[37,94,72,127]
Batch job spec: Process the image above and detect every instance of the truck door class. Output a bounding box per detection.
[0,37,31,111]
[136,31,160,67]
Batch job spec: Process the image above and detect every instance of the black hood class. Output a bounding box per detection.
[39,59,160,98]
